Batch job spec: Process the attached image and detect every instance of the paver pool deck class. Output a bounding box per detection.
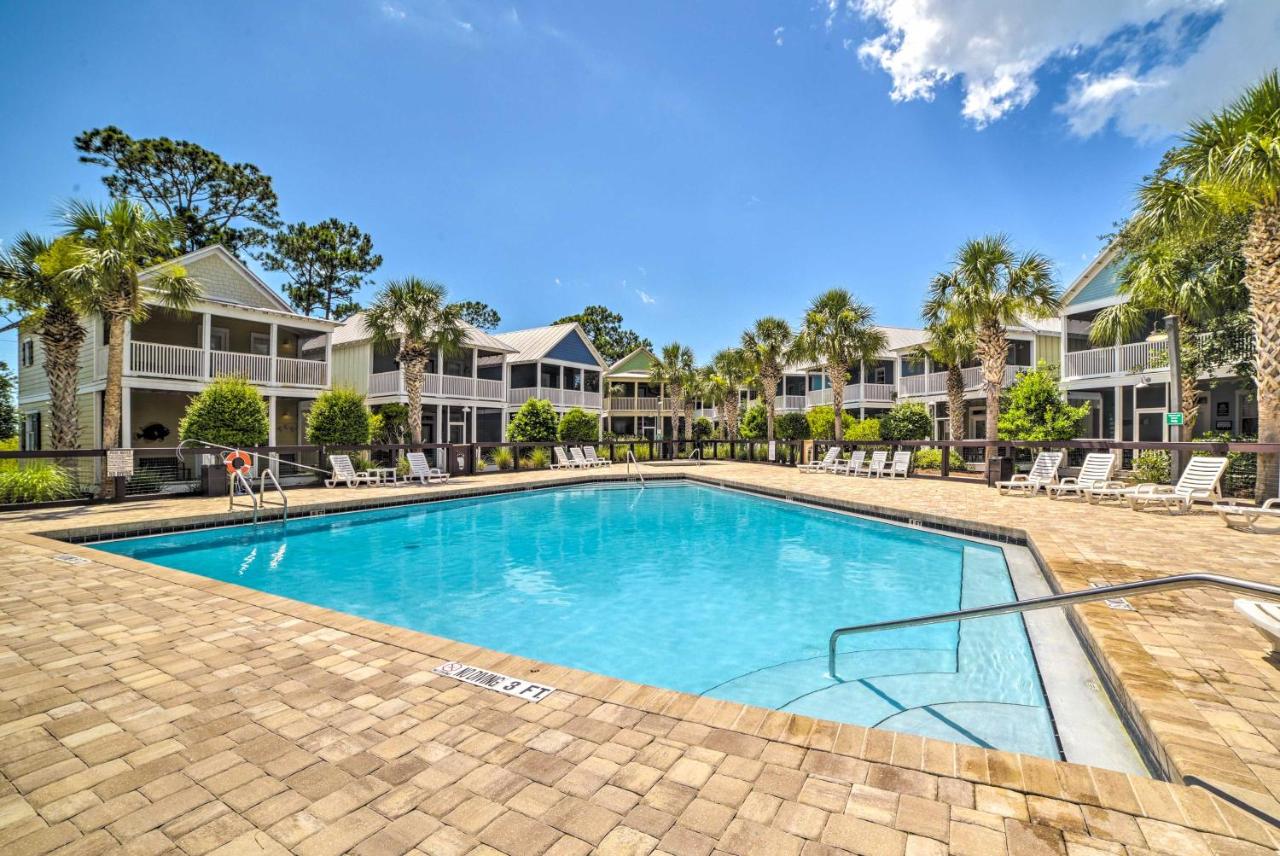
[1,461,1278,855]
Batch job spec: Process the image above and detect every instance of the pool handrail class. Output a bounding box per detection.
[626,450,645,487]
[827,573,1280,678]
[260,469,288,522]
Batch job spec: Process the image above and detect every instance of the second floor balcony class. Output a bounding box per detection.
[508,386,603,409]
[1061,331,1252,381]
[368,370,505,401]
[897,364,1026,398]
[804,384,893,408]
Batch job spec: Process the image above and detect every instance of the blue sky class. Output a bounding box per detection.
[2,1,1277,365]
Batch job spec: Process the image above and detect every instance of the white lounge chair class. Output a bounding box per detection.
[799,447,841,473]
[405,452,449,484]
[1234,599,1280,652]
[583,446,612,467]
[863,450,889,477]
[570,447,604,468]
[884,451,912,479]
[1215,498,1280,532]
[996,451,1063,495]
[831,450,867,477]
[1113,455,1229,513]
[1046,453,1121,500]
[552,447,580,469]
[325,454,378,488]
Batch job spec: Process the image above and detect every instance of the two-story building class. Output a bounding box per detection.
[1059,246,1255,442]
[329,314,514,444]
[16,245,338,453]
[496,323,607,432]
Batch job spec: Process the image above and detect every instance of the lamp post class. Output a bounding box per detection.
[1148,315,1183,479]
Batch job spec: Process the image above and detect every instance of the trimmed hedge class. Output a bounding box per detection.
[558,407,600,442]
[178,376,269,448]
[307,388,373,445]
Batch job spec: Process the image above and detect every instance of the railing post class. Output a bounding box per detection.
[941,442,950,478]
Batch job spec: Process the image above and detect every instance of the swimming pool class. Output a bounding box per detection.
[95,482,1060,758]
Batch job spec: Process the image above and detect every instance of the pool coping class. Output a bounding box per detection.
[35,473,1171,777]
[8,469,1279,848]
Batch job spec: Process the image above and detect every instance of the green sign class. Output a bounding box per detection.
[1165,412,1185,426]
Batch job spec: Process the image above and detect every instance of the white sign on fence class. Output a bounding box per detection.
[432,661,556,702]
[106,449,134,478]
[768,441,777,461]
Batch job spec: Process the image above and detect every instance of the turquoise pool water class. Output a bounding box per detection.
[95,482,1059,758]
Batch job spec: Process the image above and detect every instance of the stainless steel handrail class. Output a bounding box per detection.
[176,438,331,477]
[626,451,645,487]
[230,470,259,524]
[828,573,1280,678]
[260,469,288,522]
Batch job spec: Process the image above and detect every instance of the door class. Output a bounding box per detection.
[1136,408,1166,442]
[969,408,986,441]
[250,332,271,356]
[935,417,949,441]
[210,327,230,352]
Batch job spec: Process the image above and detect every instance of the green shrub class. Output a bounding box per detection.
[881,401,931,441]
[844,417,881,441]
[692,417,714,441]
[306,388,373,446]
[913,448,966,471]
[521,447,551,469]
[1132,450,1170,484]
[997,362,1090,441]
[178,376,269,448]
[509,399,559,442]
[372,403,409,444]
[631,443,651,462]
[0,462,78,503]
[740,402,767,439]
[558,407,600,443]
[806,406,852,440]
[350,453,375,472]
[491,447,515,470]
[775,412,811,441]
[396,457,411,477]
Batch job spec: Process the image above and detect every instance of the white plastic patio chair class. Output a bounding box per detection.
[1234,599,1280,652]
[551,447,579,469]
[570,447,603,468]
[1215,498,1280,532]
[799,447,840,474]
[1096,455,1229,513]
[863,450,889,477]
[405,451,449,484]
[583,446,612,467]
[831,450,866,477]
[325,454,378,488]
[884,450,912,479]
[1046,452,1121,500]
[996,451,1063,495]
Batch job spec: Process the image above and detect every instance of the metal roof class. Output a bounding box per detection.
[331,312,515,352]
[493,322,607,366]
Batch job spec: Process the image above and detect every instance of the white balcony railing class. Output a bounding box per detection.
[369,370,403,396]
[606,396,666,412]
[862,382,895,402]
[776,395,807,412]
[130,341,203,380]
[1062,331,1252,381]
[806,387,834,407]
[210,350,271,383]
[369,371,505,401]
[275,356,327,387]
[476,378,505,400]
[897,365,1027,397]
[505,387,601,409]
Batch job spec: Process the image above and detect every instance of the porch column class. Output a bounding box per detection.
[268,396,277,446]
[1113,385,1123,442]
[202,313,212,377]
[469,406,477,444]
[269,323,278,384]
[323,333,332,386]
[536,362,542,399]
[123,320,133,374]
[435,404,442,443]
[120,385,132,449]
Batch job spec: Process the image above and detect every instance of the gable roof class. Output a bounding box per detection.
[493,323,607,367]
[606,347,658,377]
[143,244,295,314]
[1061,243,1123,309]
[331,312,515,351]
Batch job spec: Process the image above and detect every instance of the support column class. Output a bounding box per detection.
[268,396,277,446]
[269,324,278,384]
[1113,385,1123,442]
[123,320,133,374]
[120,384,132,449]
[202,313,212,377]
[469,407,477,444]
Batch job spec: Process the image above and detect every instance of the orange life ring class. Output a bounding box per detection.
[224,450,252,475]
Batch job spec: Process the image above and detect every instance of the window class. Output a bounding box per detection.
[211,327,230,351]
[20,339,34,367]
[22,412,41,451]
[250,332,271,356]
[1008,339,1032,366]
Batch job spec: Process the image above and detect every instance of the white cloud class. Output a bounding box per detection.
[380,2,407,21]
[553,277,561,286]
[842,0,1280,138]
[773,26,786,47]
[635,289,656,305]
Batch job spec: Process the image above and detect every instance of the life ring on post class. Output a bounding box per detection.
[224,450,253,476]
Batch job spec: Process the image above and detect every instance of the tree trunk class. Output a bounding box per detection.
[1180,370,1200,432]
[404,359,424,444]
[977,319,1007,444]
[102,313,127,450]
[762,369,778,441]
[829,360,847,440]
[946,365,966,442]
[683,401,694,441]
[1245,204,1280,499]
[41,304,87,450]
[724,391,740,440]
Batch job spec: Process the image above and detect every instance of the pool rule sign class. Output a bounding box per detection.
[432,661,556,702]
[106,449,134,479]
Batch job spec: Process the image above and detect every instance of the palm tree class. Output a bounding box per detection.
[924,235,1058,445]
[649,343,694,443]
[0,235,90,449]
[913,319,975,442]
[1131,71,1280,496]
[788,289,887,440]
[1091,213,1247,429]
[364,277,466,445]
[709,347,751,439]
[61,199,198,452]
[741,317,793,441]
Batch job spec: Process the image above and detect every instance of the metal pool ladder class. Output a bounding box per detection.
[626,450,645,488]
[260,469,288,522]
[827,573,1280,679]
